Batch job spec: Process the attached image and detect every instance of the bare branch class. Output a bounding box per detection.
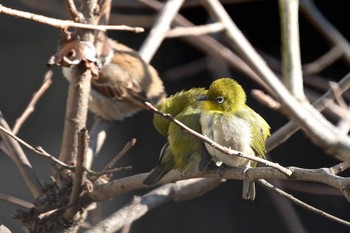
[303,46,343,74]
[258,179,350,227]
[85,178,221,233]
[0,193,34,209]
[0,5,143,32]
[267,72,350,151]
[140,0,269,92]
[279,0,305,101]
[138,0,185,62]
[84,163,350,203]
[12,71,53,135]
[251,89,281,111]
[300,0,350,66]
[65,129,89,220]
[0,114,43,199]
[64,0,83,21]
[166,22,224,38]
[103,139,136,171]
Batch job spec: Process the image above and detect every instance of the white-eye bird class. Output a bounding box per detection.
[143,88,212,185]
[198,78,270,200]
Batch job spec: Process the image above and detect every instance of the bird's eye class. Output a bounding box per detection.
[216,96,225,104]
[66,49,76,58]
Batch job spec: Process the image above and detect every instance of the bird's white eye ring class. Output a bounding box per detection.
[216,96,225,104]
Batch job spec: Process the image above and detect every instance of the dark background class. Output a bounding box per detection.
[0,0,349,232]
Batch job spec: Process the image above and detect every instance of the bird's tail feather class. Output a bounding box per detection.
[143,167,170,186]
[242,180,256,201]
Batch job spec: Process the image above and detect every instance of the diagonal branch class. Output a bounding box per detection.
[12,71,53,135]
[84,178,221,233]
[0,5,143,32]
[0,113,43,199]
[258,179,350,227]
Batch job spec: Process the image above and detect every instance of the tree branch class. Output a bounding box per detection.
[84,165,350,203]
[0,113,43,199]
[12,71,53,135]
[279,0,305,101]
[138,0,185,62]
[0,5,143,32]
[84,178,221,233]
[258,179,350,227]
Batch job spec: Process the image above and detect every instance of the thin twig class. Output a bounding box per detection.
[12,71,53,135]
[300,0,350,66]
[0,113,43,199]
[251,89,281,111]
[0,125,74,170]
[64,0,83,21]
[90,166,133,179]
[145,101,292,176]
[0,5,144,32]
[258,179,350,227]
[265,180,308,233]
[166,22,224,38]
[0,193,34,209]
[1,123,129,178]
[303,46,343,74]
[267,72,350,151]
[102,138,137,172]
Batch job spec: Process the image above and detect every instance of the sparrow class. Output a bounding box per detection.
[48,36,166,121]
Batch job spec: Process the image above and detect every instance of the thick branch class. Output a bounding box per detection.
[138,0,185,62]
[85,179,221,233]
[279,0,305,101]
[84,165,350,203]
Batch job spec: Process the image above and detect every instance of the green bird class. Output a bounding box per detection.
[143,88,212,186]
[198,78,270,200]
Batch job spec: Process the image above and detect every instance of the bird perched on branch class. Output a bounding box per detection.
[48,35,166,121]
[198,78,270,200]
[143,88,212,186]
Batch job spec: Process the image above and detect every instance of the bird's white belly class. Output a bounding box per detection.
[200,112,253,167]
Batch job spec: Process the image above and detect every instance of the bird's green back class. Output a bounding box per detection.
[153,88,207,136]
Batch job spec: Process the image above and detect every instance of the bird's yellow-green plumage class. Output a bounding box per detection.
[199,78,270,200]
[153,88,206,136]
[143,88,212,186]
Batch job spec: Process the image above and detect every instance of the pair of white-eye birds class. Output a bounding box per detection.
[54,37,270,201]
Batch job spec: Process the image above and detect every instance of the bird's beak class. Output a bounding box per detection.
[197,95,209,101]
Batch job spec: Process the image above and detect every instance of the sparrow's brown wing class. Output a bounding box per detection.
[92,41,165,108]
